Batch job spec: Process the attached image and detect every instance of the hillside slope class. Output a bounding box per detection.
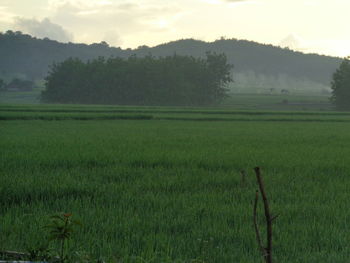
[0,31,342,86]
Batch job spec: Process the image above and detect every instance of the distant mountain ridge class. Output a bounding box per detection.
[0,31,342,86]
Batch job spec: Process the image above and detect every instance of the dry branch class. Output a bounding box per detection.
[253,190,265,256]
[253,167,274,263]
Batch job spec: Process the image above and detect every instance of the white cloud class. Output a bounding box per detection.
[279,34,350,57]
[102,29,123,46]
[202,0,255,4]
[48,0,112,10]
[46,0,185,47]
[0,6,15,24]
[309,40,350,57]
[2,0,349,56]
[14,17,73,42]
[279,34,308,51]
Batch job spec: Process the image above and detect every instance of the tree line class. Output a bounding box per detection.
[41,53,232,106]
[0,31,341,86]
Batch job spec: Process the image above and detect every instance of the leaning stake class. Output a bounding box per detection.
[253,167,274,263]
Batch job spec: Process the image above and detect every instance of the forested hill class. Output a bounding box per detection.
[0,31,342,85]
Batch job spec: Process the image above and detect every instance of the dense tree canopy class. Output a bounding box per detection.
[41,53,232,106]
[331,57,350,110]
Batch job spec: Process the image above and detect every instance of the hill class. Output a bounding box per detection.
[0,31,342,89]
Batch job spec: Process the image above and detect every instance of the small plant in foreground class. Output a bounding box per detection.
[45,213,81,262]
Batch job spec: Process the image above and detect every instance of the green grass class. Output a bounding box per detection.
[1,104,350,262]
[1,89,332,111]
[224,93,332,110]
[0,105,350,122]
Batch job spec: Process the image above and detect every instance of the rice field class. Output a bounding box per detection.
[1,104,350,262]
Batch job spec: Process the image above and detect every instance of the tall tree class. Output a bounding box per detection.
[331,57,350,110]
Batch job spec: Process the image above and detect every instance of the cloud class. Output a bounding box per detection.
[0,6,15,23]
[279,34,350,57]
[14,17,73,42]
[201,0,248,4]
[102,30,123,46]
[279,33,307,51]
[47,0,185,47]
[48,0,112,10]
[222,0,258,5]
[202,0,257,6]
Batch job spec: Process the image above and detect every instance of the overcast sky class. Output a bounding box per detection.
[0,0,349,57]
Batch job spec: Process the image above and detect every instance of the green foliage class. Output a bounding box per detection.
[41,54,232,106]
[1,105,350,121]
[2,104,350,262]
[331,57,350,110]
[0,213,85,262]
[46,213,81,262]
[46,214,81,242]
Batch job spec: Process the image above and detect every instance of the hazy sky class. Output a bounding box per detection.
[1,0,349,57]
